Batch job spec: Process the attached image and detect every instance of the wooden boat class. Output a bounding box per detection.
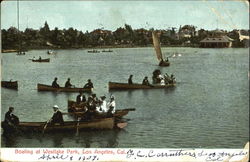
[1,80,18,90]
[32,58,50,62]
[1,118,117,134]
[37,83,92,92]
[67,100,135,119]
[102,49,113,52]
[88,49,100,53]
[152,31,170,67]
[109,81,175,90]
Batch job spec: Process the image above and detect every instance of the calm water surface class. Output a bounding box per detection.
[1,47,249,148]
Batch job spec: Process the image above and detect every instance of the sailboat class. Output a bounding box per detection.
[16,0,25,55]
[152,31,169,66]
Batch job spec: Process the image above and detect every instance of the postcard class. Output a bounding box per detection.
[0,0,249,161]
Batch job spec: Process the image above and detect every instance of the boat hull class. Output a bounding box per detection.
[159,61,170,66]
[37,84,92,93]
[108,82,175,90]
[1,118,115,133]
[1,81,18,90]
[32,58,50,62]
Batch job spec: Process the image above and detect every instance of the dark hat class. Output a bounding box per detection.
[100,96,106,99]
[88,79,91,81]
[9,107,14,111]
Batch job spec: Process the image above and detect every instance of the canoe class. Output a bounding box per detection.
[32,58,50,62]
[88,50,100,53]
[102,50,113,52]
[67,100,135,119]
[1,118,115,134]
[37,83,92,93]
[1,81,18,90]
[108,82,175,90]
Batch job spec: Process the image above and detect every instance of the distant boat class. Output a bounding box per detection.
[102,49,113,52]
[31,58,50,62]
[152,31,170,66]
[1,80,18,90]
[88,49,100,53]
[37,83,92,93]
[108,82,175,90]
[16,51,25,55]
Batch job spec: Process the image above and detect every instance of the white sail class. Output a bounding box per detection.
[152,31,163,61]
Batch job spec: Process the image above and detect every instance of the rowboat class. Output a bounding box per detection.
[1,118,118,134]
[32,58,50,62]
[88,50,100,53]
[37,83,92,93]
[102,49,113,52]
[1,81,18,90]
[108,82,175,90]
[152,31,170,67]
[67,100,135,119]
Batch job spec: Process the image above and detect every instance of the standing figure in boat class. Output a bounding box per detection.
[107,96,116,117]
[65,78,73,88]
[128,75,133,84]
[84,79,94,88]
[76,91,86,104]
[52,77,60,88]
[50,105,64,125]
[142,76,150,86]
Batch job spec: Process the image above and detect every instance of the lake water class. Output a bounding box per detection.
[1,47,249,148]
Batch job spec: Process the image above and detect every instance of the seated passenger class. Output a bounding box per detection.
[142,76,150,86]
[128,75,133,84]
[65,78,73,88]
[107,96,116,117]
[52,77,60,88]
[76,91,86,104]
[50,105,64,125]
[84,79,94,88]
[4,107,19,126]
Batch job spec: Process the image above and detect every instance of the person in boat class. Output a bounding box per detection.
[107,96,116,117]
[142,76,150,86]
[65,78,73,88]
[82,97,97,121]
[76,91,86,104]
[170,74,175,84]
[99,96,107,113]
[4,107,19,126]
[83,79,94,88]
[50,105,64,125]
[128,75,133,84]
[39,56,42,60]
[52,77,60,88]
[152,69,161,84]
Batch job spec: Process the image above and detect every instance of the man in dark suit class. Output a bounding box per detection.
[76,91,86,104]
[50,105,64,125]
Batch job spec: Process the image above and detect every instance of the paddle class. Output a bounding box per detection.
[42,119,51,134]
[75,118,80,136]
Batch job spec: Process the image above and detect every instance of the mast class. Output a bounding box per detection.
[152,31,163,61]
[17,0,20,53]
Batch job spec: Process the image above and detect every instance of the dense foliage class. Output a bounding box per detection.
[1,22,247,50]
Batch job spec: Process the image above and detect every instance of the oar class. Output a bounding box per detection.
[42,119,51,134]
[75,118,80,136]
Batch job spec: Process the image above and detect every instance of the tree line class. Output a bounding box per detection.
[1,21,246,50]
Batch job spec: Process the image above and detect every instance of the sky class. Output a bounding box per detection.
[1,0,249,32]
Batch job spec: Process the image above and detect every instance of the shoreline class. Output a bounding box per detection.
[2,45,247,53]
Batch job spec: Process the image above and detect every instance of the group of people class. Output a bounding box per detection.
[75,91,116,121]
[152,69,175,85]
[51,77,94,89]
[127,69,175,86]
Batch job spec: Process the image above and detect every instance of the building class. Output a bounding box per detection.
[238,30,249,48]
[200,35,233,48]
